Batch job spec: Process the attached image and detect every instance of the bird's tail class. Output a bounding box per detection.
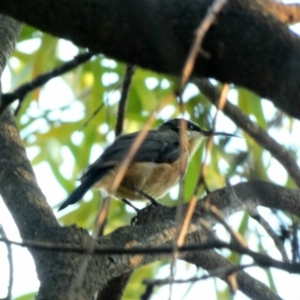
[58,169,106,211]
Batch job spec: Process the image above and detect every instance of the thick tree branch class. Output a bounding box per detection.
[0,15,95,300]
[0,234,286,300]
[0,15,20,73]
[1,166,297,299]
[0,0,300,119]
[0,110,59,235]
[94,181,300,295]
[184,249,282,300]
[0,9,298,299]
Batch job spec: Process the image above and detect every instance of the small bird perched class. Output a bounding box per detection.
[58,119,236,211]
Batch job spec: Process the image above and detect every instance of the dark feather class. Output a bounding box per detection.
[58,168,108,211]
[94,130,180,167]
[59,127,181,211]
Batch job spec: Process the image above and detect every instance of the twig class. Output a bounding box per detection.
[209,206,247,248]
[0,237,300,274]
[169,118,188,297]
[173,4,229,267]
[79,102,105,131]
[180,0,227,91]
[115,65,136,136]
[0,52,93,115]
[0,225,13,300]
[193,78,300,188]
[93,196,111,237]
[169,83,230,298]
[292,220,299,263]
[249,208,289,262]
[94,65,136,236]
[143,263,255,286]
[175,84,230,254]
[195,83,230,191]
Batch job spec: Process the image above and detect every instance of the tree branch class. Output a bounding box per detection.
[0,0,300,118]
[1,177,298,298]
[0,9,298,299]
[0,225,13,300]
[184,249,283,300]
[0,52,93,115]
[194,78,300,188]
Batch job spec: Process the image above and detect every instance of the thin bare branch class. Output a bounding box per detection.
[180,0,228,91]
[94,64,136,237]
[79,102,105,131]
[115,65,136,136]
[292,220,300,263]
[0,235,300,274]
[176,83,230,249]
[0,225,13,300]
[249,208,289,262]
[143,263,255,286]
[205,202,247,248]
[169,83,230,297]
[184,249,282,300]
[0,52,93,115]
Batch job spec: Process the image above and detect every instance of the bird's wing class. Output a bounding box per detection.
[57,169,107,211]
[81,130,181,178]
[59,130,180,211]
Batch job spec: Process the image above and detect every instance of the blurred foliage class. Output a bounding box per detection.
[5,24,299,299]
[14,292,36,300]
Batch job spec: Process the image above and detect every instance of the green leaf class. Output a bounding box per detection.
[14,291,37,300]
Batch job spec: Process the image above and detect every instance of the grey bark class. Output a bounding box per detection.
[0,0,299,119]
[0,5,298,300]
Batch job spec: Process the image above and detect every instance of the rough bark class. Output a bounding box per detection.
[0,0,299,119]
[0,3,299,300]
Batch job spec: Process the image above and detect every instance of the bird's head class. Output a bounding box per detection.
[159,118,238,156]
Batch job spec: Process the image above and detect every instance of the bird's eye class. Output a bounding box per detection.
[188,123,194,130]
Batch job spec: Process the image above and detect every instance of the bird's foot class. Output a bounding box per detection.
[123,185,161,225]
[121,198,140,213]
[121,199,140,226]
[126,184,160,207]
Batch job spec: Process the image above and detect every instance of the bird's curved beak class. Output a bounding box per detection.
[200,130,239,138]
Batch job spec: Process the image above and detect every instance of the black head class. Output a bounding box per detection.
[159,118,238,138]
[159,118,201,134]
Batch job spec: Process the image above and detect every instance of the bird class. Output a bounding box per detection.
[58,118,236,211]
